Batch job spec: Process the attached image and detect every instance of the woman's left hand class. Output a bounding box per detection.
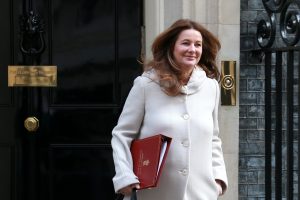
[118,183,140,196]
[215,179,223,196]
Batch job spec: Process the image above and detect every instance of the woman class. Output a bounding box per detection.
[111,19,228,200]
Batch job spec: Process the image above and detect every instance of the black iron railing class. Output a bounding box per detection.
[255,0,300,199]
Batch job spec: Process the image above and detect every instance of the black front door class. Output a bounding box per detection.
[0,0,142,199]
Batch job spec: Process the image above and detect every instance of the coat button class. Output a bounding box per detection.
[181,140,190,147]
[179,169,188,176]
[182,114,190,120]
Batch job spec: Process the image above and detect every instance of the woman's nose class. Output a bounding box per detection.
[188,44,196,52]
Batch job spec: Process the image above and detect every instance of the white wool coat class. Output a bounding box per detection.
[111,67,228,200]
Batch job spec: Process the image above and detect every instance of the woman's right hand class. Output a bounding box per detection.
[118,183,140,196]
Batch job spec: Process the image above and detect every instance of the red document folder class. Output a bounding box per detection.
[130,134,172,189]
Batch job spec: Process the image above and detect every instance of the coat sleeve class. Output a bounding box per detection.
[212,80,228,193]
[111,76,145,192]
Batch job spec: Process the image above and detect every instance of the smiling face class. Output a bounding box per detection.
[173,29,202,74]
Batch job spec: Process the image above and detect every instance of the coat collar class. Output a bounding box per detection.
[142,66,207,95]
[180,66,206,95]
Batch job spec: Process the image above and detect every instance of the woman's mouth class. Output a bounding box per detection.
[185,56,196,60]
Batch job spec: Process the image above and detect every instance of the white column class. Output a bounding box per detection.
[163,0,182,27]
[144,1,240,199]
[144,0,164,59]
[218,0,240,199]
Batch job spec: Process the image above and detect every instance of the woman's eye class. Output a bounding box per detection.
[195,43,202,47]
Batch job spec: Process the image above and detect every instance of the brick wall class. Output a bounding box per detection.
[239,0,266,199]
[240,0,300,199]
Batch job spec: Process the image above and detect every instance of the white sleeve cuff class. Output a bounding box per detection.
[112,173,140,193]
